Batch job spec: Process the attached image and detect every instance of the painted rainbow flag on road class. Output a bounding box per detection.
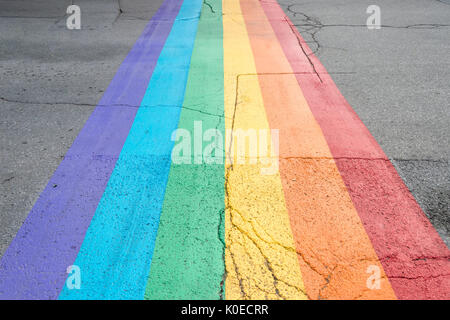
[0,0,448,300]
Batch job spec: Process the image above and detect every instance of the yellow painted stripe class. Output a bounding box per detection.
[223,0,307,300]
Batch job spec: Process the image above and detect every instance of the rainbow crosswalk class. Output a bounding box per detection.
[0,0,448,300]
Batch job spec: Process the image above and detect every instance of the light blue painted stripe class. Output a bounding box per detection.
[59,0,203,300]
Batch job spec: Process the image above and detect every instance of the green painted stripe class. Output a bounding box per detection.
[144,0,225,300]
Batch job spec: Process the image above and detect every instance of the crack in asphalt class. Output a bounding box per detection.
[227,204,310,299]
[223,81,246,297]
[378,253,450,262]
[235,71,354,77]
[281,156,448,163]
[286,4,322,56]
[284,17,322,82]
[0,96,226,119]
[228,244,248,299]
[317,267,335,300]
[0,96,100,107]
[1,176,15,184]
[0,15,64,19]
[218,213,226,300]
[412,255,450,261]
[389,273,450,280]
[203,0,216,14]
[112,0,124,25]
[0,13,179,25]
[2,93,446,166]
[294,23,450,29]
[284,3,450,59]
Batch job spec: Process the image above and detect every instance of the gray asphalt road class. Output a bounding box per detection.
[0,0,448,261]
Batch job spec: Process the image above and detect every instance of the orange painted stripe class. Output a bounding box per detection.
[240,0,397,299]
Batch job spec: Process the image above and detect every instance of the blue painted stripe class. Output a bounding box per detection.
[59,0,203,300]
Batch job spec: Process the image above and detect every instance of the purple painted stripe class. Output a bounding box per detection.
[0,0,183,300]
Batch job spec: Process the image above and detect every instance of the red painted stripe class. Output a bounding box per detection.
[261,0,450,299]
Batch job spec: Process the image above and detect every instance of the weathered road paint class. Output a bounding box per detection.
[240,0,397,300]
[260,0,450,299]
[1,0,447,301]
[0,0,183,300]
[223,0,307,300]
[59,0,203,299]
[144,0,225,300]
